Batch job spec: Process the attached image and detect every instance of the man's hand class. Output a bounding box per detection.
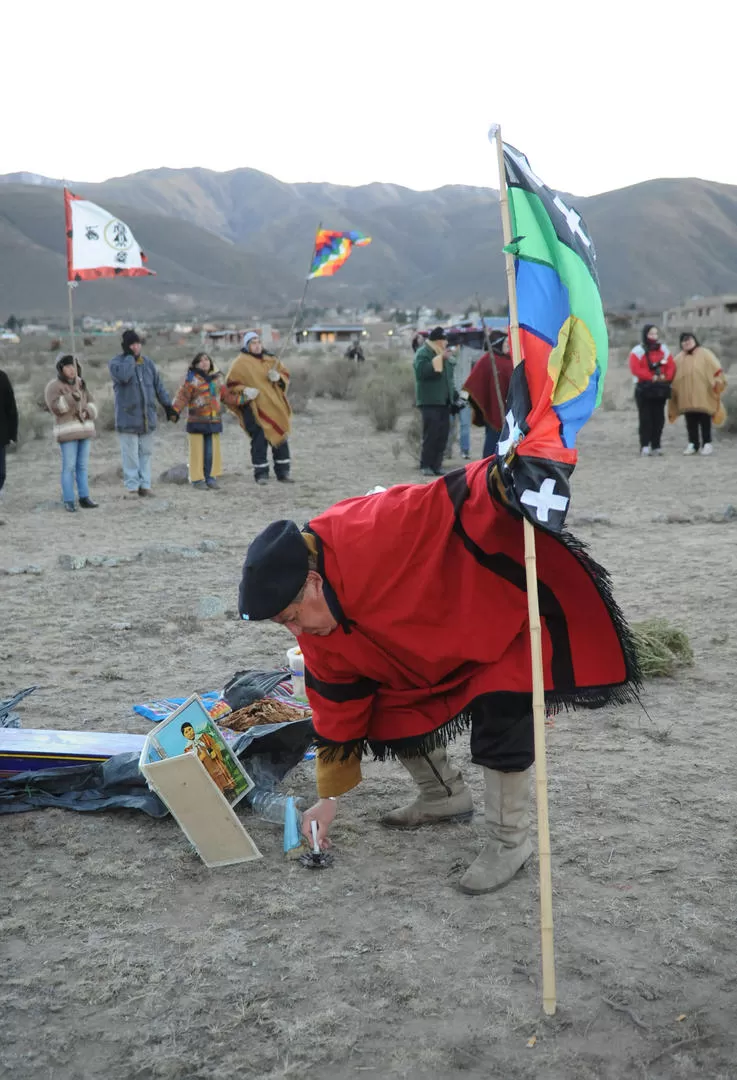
[165,405,179,422]
[301,798,336,850]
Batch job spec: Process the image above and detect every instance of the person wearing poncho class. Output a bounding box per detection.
[668,332,727,456]
[238,464,638,894]
[223,331,293,484]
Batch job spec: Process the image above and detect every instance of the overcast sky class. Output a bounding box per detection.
[2,0,730,197]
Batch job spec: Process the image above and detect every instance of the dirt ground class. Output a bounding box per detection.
[2,359,737,1080]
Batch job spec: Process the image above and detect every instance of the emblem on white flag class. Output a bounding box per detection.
[65,189,154,282]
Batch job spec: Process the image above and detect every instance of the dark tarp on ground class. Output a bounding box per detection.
[0,686,38,729]
[0,718,314,816]
[222,669,289,710]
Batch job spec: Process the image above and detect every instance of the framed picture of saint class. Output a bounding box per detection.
[144,695,253,807]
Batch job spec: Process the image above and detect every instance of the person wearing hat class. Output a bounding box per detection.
[109,329,178,496]
[44,355,98,512]
[238,471,638,894]
[413,327,456,476]
[222,331,293,485]
[668,332,727,456]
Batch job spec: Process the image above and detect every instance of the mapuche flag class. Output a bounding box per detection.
[308,229,371,279]
[493,142,607,533]
[65,188,155,282]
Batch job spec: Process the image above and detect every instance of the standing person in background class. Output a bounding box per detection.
[109,330,178,497]
[223,331,293,485]
[464,332,514,457]
[44,355,98,513]
[628,324,675,456]
[0,367,18,503]
[171,352,224,489]
[669,332,727,456]
[413,327,455,477]
[345,338,365,363]
[445,340,473,461]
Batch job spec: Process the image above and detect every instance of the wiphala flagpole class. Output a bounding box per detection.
[490,123,557,1017]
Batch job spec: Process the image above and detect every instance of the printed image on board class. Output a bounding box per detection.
[147,695,253,807]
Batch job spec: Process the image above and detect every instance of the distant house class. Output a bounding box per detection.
[663,294,737,331]
[205,324,276,348]
[296,325,367,346]
[205,329,246,347]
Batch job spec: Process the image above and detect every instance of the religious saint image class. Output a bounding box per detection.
[144,695,253,807]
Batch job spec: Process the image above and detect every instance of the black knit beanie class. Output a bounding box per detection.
[121,329,142,354]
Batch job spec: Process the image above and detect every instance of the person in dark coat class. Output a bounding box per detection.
[0,368,19,495]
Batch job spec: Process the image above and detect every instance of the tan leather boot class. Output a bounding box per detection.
[380,747,474,828]
[458,767,533,894]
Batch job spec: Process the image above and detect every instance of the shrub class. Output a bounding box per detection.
[312,356,362,401]
[286,366,314,414]
[15,401,49,446]
[359,376,401,432]
[93,387,117,432]
[719,365,737,434]
[405,409,422,458]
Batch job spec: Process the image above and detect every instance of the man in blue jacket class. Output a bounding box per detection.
[109,330,177,496]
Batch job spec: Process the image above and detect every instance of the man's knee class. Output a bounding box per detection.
[469,693,534,771]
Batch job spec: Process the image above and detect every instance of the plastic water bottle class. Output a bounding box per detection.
[247,788,305,824]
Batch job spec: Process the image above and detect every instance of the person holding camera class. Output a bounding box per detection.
[628,324,675,456]
[413,326,456,477]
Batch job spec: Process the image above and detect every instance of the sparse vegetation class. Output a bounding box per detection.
[632,617,694,678]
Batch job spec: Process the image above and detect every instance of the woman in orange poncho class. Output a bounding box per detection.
[223,331,293,484]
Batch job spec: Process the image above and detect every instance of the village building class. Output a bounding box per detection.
[663,294,737,331]
[296,324,367,346]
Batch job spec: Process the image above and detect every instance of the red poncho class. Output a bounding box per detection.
[464,350,514,431]
[300,460,637,757]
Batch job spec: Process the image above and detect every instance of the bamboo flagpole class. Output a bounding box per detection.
[490,124,557,1016]
[276,221,322,368]
[67,282,77,358]
[63,184,77,357]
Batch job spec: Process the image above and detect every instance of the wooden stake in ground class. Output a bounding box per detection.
[491,123,557,1016]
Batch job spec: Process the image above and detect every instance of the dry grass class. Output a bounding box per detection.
[632,617,694,678]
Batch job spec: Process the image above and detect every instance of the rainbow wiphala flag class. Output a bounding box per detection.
[493,142,608,533]
[308,230,372,279]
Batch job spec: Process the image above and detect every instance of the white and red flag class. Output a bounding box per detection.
[65,188,155,282]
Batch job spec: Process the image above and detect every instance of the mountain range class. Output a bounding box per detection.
[1,166,737,319]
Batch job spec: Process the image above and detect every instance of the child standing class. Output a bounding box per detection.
[172,353,224,490]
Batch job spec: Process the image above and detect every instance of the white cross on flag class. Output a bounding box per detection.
[65,189,155,282]
[520,478,570,524]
